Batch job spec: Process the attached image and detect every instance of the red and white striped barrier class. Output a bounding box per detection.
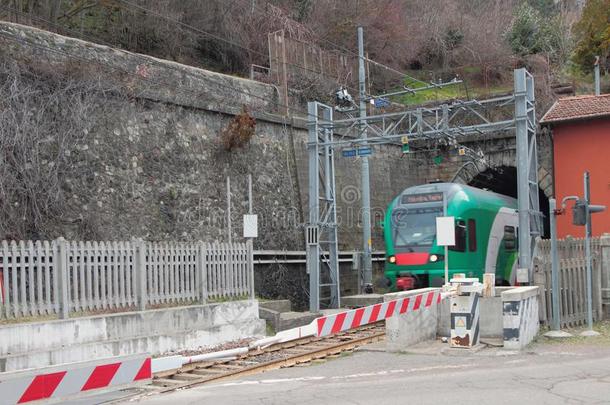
[152,289,446,374]
[0,354,151,404]
[316,289,442,337]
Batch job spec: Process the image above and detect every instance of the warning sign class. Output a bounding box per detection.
[456,318,465,328]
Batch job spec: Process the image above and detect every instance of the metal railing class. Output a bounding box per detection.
[0,239,254,320]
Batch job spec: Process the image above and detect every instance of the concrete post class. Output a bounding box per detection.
[134,238,147,311]
[594,56,601,96]
[247,239,255,299]
[55,237,69,319]
[601,233,610,319]
[197,241,208,304]
[550,198,561,331]
[358,26,373,293]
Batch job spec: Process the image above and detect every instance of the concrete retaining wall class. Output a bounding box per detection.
[0,300,265,372]
[387,286,540,351]
[384,288,440,352]
[502,287,540,350]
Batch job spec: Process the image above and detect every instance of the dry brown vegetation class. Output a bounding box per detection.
[0,1,582,86]
[219,107,257,151]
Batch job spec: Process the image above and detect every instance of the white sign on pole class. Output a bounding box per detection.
[436,216,455,246]
[243,214,258,238]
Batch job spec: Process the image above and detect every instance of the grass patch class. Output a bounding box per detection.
[539,321,610,345]
[265,321,275,337]
[385,72,512,107]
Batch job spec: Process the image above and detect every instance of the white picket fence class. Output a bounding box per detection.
[0,239,254,320]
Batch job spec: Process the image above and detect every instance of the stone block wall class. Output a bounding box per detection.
[0,21,554,253]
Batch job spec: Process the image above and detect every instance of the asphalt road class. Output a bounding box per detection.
[130,342,610,405]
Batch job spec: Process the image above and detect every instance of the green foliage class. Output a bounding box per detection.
[395,75,510,106]
[508,3,544,56]
[507,2,569,63]
[527,0,558,15]
[572,0,610,73]
[445,29,464,50]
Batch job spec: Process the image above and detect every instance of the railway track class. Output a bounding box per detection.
[150,322,385,393]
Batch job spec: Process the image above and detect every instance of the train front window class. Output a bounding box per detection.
[391,206,442,248]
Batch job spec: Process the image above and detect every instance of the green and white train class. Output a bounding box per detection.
[383,183,519,290]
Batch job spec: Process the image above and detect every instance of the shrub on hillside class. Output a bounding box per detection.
[219,107,256,151]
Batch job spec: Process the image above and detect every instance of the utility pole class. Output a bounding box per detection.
[581,171,599,336]
[358,27,373,293]
[227,176,232,244]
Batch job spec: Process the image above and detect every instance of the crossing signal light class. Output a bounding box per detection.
[572,200,586,226]
[572,199,606,226]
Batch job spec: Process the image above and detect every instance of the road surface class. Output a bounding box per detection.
[129,341,610,405]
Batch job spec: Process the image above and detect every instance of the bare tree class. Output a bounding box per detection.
[0,61,118,239]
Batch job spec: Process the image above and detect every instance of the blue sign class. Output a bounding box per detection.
[373,97,390,108]
[342,147,373,157]
[357,147,372,156]
[342,149,357,158]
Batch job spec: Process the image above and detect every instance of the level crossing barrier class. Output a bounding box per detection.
[0,354,151,404]
[152,289,446,373]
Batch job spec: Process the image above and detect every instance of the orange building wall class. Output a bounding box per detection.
[553,119,610,237]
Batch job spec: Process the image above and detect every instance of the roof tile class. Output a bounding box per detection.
[540,94,610,124]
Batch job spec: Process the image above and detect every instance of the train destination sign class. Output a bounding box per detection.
[401,192,444,204]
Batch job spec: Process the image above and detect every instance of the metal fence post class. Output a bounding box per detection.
[601,233,610,319]
[197,241,208,303]
[134,238,147,311]
[56,237,69,319]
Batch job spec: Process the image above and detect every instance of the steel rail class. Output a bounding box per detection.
[148,323,385,395]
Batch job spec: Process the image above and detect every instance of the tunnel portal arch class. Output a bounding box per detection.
[453,163,551,238]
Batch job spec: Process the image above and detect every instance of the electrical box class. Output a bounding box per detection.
[449,278,483,348]
[243,214,258,238]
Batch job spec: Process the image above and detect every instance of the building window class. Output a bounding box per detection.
[468,219,477,252]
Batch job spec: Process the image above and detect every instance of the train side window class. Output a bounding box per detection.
[449,220,466,252]
[468,219,477,252]
[504,226,516,251]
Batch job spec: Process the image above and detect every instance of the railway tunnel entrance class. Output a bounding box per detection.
[467,165,550,238]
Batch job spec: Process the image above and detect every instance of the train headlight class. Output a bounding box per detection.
[429,254,439,262]
[388,255,396,264]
